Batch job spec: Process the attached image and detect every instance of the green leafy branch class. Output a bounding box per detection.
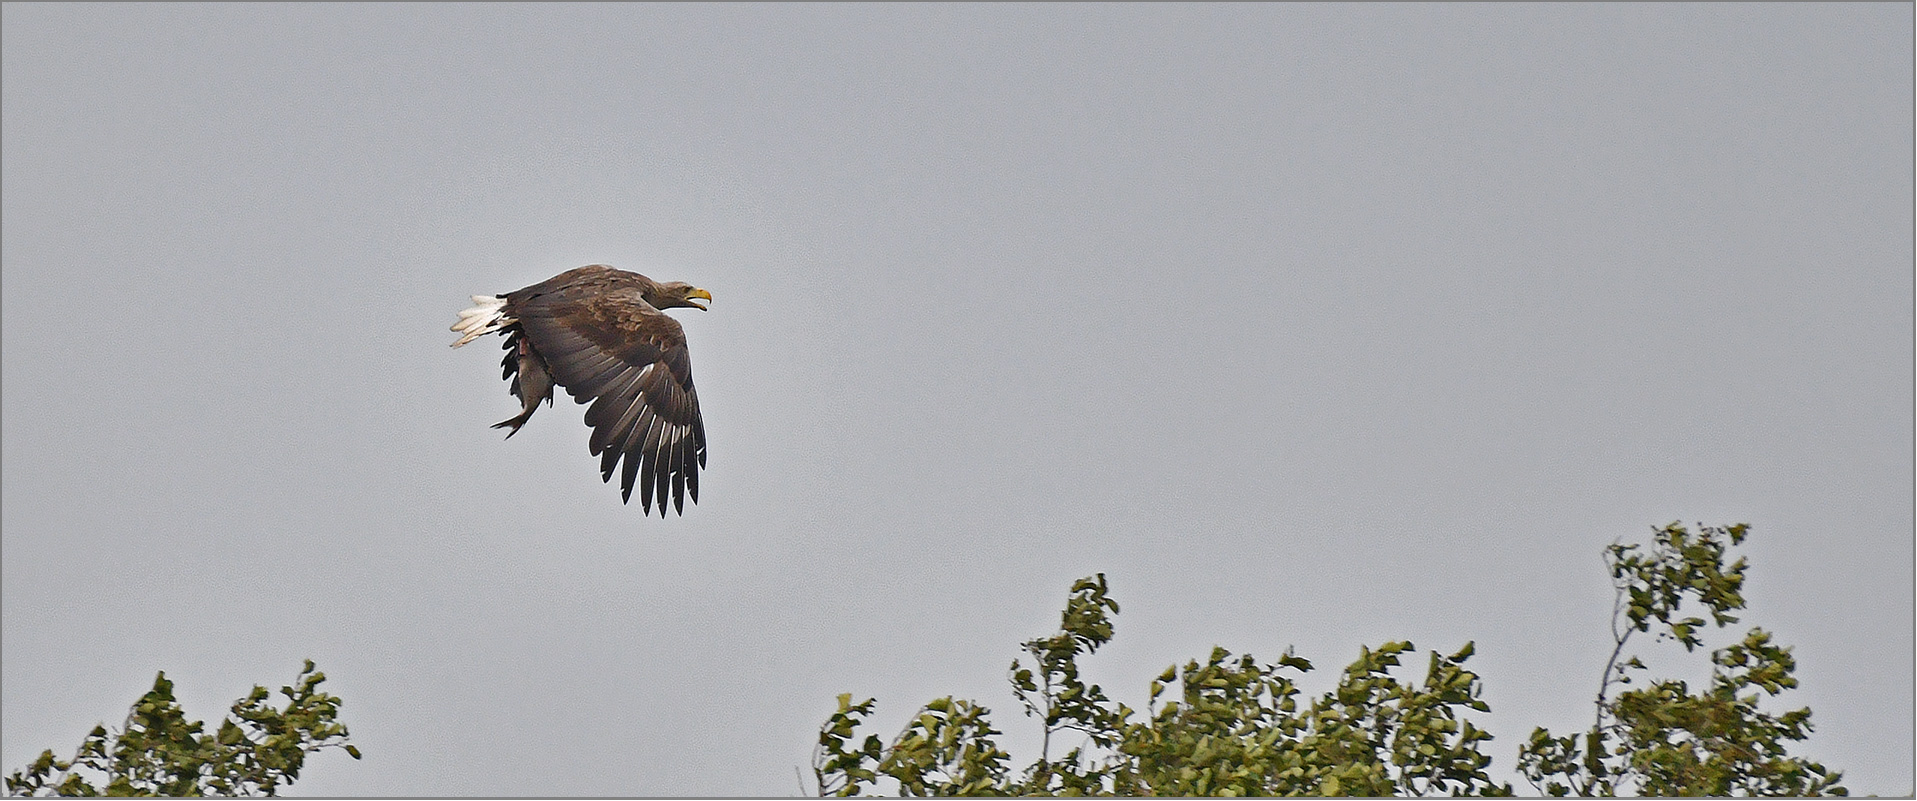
[6,660,360,797]
[1517,523,1845,797]
[812,574,1508,796]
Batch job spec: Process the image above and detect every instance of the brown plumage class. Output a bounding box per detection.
[451,265,711,516]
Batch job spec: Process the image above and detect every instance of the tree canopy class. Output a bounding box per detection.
[5,524,1847,797]
[812,523,1845,797]
[7,660,359,797]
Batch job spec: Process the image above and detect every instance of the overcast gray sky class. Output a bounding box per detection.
[4,3,1910,796]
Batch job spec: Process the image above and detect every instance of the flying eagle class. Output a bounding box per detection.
[450,265,711,516]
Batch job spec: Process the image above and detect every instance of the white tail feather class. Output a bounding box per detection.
[449,295,512,348]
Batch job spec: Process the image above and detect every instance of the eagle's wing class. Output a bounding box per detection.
[509,283,706,516]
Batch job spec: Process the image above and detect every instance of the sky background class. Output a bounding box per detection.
[3,3,1911,796]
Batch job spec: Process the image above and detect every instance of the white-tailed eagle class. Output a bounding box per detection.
[451,265,710,516]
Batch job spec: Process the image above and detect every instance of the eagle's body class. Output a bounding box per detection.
[451,265,711,516]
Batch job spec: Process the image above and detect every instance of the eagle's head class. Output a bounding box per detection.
[649,281,712,311]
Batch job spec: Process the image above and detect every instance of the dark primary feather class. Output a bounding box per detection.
[492,265,708,516]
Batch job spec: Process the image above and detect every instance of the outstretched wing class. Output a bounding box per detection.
[509,282,706,516]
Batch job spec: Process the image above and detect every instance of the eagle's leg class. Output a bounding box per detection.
[492,333,553,437]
